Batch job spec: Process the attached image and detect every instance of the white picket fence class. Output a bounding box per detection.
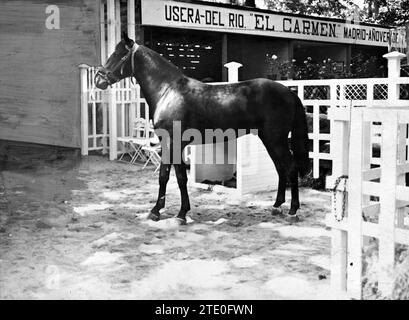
[326,106,409,299]
[79,64,150,160]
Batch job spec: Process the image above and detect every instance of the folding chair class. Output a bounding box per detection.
[117,137,137,163]
[141,122,161,173]
[117,118,149,164]
[129,118,152,164]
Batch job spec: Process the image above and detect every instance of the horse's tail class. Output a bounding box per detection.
[291,95,310,178]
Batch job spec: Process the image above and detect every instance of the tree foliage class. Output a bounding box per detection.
[263,0,357,19]
[263,0,409,26]
[366,0,409,26]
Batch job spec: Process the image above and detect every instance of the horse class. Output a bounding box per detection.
[95,32,310,225]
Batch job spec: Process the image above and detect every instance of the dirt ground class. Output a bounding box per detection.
[0,155,347,300]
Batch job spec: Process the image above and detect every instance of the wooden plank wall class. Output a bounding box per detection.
[0,0,100,148]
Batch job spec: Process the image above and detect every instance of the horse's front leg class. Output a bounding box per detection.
[174,162,190,225]
[148,162,171,221]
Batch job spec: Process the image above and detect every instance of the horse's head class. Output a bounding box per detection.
[95,32,138,89]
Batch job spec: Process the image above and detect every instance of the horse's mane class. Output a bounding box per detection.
[138,45,184,81]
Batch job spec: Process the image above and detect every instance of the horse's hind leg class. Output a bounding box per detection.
[272,168,287,215]
[263,141,300,220]
[148,162,171,221]
[288,163,300,218]
[174,162,190,225]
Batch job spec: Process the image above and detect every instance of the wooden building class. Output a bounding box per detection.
[0,0,100,149]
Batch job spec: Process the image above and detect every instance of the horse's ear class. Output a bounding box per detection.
[122,31,129,41]
[122,31,134,46]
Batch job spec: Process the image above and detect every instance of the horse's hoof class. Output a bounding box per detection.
[148,212,160,221]
[271,206,283,216]
[285,214,300,224]
[175,217,187,226]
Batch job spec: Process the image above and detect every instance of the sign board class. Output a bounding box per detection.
[141,0,406,49]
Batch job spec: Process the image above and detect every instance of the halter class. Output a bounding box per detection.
[95,42,138,86]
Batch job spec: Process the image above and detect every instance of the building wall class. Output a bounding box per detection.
[146,27,223,81]
[0,0,100,148]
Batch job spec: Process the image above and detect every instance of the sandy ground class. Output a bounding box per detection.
[0,156,347,300]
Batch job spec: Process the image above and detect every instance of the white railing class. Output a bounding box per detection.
[79,65,107,154]
[278,66,409,178]
[79,65,149,160]
[327,106,409,299]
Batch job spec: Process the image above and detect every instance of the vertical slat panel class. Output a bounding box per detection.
[136,86,141,120]
[129,87,136,136]
[397,124,407,228]
[378,111,398,297]
[92,101,97,148]
[79,64,89,155]
[102,102,108,154]
[367,83,374,107]
[121,101,125,138]
[346,108,367,299]
[106,0,116,158]
[313,103,320,178]
[109,88,117,160]
[329,102,349,292]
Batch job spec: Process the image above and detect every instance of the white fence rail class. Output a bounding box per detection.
[278,73,409,177]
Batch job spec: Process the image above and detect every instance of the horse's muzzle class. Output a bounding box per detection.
[95,76,109,90]
[94,68,118,90]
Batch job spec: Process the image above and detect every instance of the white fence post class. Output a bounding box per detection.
[106,0,116,161]
[109,87,117,161]
[383,51,405,103]
[328,107,350,293]
[102,101,108,154]
[79,64,89,156]
[378,111,399,297]
[397,124,407,228]
[224,62,242,83]
[224,62,242,194]
[384,51,406,79]
[347,108,371,299]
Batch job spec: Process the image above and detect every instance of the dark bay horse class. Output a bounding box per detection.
[95,33,310,225]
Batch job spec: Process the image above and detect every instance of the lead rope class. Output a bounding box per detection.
[332,175,348,221]
[330,101,353,221]
[129,43,137,85]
